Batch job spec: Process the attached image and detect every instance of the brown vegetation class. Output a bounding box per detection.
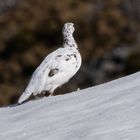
[0,0,139,106]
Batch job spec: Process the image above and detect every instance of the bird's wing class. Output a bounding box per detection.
[25,50,61,94]
[18,48,63,103]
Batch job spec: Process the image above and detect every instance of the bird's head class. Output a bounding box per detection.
[62,22,75,37]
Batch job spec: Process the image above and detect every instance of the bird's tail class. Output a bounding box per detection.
[18,91,32,104]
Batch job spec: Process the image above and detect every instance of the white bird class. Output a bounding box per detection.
[18,22,82,104]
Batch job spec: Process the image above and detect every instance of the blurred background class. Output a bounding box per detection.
[0,0,140,106]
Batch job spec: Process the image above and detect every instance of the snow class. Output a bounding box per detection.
[0,72,140,140]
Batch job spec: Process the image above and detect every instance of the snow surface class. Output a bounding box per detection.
[0,72,140,140]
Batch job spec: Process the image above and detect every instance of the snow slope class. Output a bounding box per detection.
[0,72,140,140]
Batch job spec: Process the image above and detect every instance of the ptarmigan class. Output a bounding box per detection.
[18,22,82,104]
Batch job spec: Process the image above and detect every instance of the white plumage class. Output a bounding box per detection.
[18,22,82,104]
